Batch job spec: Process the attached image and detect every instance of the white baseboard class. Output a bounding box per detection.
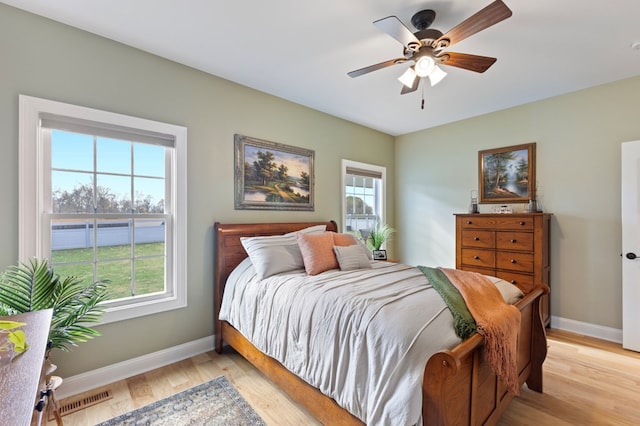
[56,335,215,399]
[551,315,622,343]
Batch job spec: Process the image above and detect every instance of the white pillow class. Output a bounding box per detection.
[284,224,327,236]
[333,244,372,271]
[487,276,525,305]
[240,234,304,279]
[357,239,373,260]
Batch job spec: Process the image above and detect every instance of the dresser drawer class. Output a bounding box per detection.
[461,249,496,269]
[461,230,495,248]
[495,270,535,293]
[460,216,534,230]
[460,265,495,276]
[496,231,533,251]
[496,251,534,272]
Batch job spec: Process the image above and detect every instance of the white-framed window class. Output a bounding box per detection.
[341,159,386,240]
[19,95,187,325]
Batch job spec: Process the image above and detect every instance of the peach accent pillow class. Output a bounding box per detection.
[296,232,338,275]
[332,232,358,246]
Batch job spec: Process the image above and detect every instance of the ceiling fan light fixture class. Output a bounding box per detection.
[348,1,513,98]
[398,67,417,88]
[428,65,447,86]
[414,55,435,77]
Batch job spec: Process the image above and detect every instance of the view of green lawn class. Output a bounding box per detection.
[51,242,165,299]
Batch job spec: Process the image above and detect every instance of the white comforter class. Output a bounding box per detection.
[220,259,466,425]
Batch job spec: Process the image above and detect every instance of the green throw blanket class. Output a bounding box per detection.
[418,266,477,339]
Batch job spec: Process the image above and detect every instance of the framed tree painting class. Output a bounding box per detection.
[234,134,314,211]
[478,142,536,204]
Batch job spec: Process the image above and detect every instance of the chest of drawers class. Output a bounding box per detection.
[455,213,551,325]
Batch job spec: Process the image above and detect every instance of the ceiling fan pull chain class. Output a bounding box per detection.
[421,84,425,109]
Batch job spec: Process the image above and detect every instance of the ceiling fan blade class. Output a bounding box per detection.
[438,52,497,73]
[348,58,407,78]
[374,16,420,47]
[435,0,512,48]
[401,74,420,94]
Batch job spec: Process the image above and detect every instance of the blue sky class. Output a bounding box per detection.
[51,130,165,202]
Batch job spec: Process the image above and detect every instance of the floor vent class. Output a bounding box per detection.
[50,389,113,419]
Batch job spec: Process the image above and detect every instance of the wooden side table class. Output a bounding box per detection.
[0,309,56,426]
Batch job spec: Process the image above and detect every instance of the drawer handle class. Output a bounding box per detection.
[510,259,517,263]
[510,239,517,243]
[474,256,480,260]
[519,221,525,226]
[510,280,517,284]
[474,237,480,241]
[466,220,472,225]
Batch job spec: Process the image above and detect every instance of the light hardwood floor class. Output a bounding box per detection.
[50,329,640,425]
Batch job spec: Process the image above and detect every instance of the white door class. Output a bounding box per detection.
[621,140,640,351]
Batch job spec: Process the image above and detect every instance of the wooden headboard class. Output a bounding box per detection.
[213,221,338,350]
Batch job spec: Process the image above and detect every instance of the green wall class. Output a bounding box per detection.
[395,76,640,330]
[3,2,636,379]
[0,4,394,376]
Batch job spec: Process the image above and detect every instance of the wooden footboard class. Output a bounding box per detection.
[214,221,548,425]
[422,285,548,425]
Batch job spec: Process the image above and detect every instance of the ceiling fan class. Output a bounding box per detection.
[348,0,512,97]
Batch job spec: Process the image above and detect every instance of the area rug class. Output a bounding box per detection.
[95,376,266,426]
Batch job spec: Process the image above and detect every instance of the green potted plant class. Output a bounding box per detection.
[0,258,109,352]
[367,222,395,260]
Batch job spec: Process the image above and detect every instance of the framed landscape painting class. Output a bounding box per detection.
[478,142,536,204]
[234,134,314,211]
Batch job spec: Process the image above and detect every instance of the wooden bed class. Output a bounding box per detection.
[214,220,548,425]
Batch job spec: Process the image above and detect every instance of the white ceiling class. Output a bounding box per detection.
[4,0,640,136]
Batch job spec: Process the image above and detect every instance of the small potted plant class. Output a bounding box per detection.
[0,319,28,366]
[0,258,109,353]
[367,222,395,260]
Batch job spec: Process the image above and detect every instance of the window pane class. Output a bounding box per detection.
[134,257,165,295]
[96,174,132,213]
[97,138,131,174]
[345,173,381,235]
[51,263,95,287]
[52,171,94,213]
[134,143,165,177]
[51,218,95,261]
[134,219,165,295]
[95,219,132,260]
[50,218,96,285]
[134,219,165,256]
[51,130,93,172]
[97,260,132,299]
[134,177,165,213]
